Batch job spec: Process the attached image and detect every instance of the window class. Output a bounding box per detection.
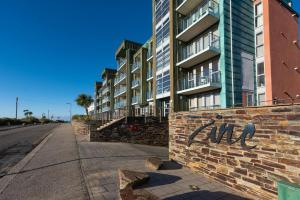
[258,93,265,106]
[156,74,163,95]
[247,93,254,106]
[255,3,263,28]
[256,32,264,58]
[257,62,265,87]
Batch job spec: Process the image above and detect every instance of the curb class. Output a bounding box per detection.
[0,129,55,194]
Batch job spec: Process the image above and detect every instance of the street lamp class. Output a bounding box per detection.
[66,103,72,123]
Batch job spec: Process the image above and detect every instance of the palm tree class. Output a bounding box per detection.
[23,109,29,118]
[75,94,94,116]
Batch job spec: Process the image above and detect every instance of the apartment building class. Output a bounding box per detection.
[146,37,155,116]
[100,68,116,121]
[114,40,142,118]
[94,0,299,120]
[94,81,103,119]
[153,0,172,117]
[253,0,300,105]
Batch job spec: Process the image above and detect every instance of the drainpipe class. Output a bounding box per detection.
[230,0,235,107]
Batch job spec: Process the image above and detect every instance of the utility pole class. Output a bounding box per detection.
[48,110,50,119]
[15,97,19,119]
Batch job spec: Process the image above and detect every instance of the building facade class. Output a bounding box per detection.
[94,0,299,120]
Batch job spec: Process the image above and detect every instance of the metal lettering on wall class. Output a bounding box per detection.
[188,114,256,150]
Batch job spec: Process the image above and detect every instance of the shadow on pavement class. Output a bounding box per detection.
[139,172,181,188]
[164,190,250,200]
[161,160,183,170]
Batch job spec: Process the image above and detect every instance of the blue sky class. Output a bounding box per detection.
[0,1,299,120]
[0,0,152,119]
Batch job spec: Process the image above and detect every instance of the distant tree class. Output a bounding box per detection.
[75,94,94,116]
[23,109,30,118]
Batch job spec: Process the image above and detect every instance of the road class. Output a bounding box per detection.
[0,124,59,177]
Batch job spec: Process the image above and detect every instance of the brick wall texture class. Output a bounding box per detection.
[169,105,300,200]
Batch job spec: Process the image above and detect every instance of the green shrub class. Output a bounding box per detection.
[72,115,91,121]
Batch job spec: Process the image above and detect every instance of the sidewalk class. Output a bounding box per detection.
[0,124,88,200]
[77,135,250,200]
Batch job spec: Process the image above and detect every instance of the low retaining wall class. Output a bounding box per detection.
[169,105,300,199]
[90,117,169,146]
[72,120,102,137]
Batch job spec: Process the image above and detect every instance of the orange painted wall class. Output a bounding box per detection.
[264,0,300,102]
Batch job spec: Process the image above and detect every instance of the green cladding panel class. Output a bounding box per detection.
[219,0,255,108]
[278,181,300,200]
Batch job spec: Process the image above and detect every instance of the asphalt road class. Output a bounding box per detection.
[0,124,58,153]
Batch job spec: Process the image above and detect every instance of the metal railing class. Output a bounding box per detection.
[179,33,220,62]
[132,80,140,88]
[179,71,221,91]
[178,0,219,34]
[117,58,127,70]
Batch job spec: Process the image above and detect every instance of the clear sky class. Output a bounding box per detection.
[0,0,152,120]
[0,1,299,120]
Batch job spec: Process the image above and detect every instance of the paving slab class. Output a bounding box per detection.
[77,135,251,200]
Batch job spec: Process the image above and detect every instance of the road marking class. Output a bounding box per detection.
[0,128,56,194]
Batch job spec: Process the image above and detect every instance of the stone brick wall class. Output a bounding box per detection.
[90,117,169,147]
[72,120,102,138]
[169,105,300,200]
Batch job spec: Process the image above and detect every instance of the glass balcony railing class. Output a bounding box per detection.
[114,87,126,97]
[178,0,219,34]
[117,58,127,71]
[131,80,140,88]
[146,91,153,100]
[102,96,109,103]
[179,71,221,91]
[131,62,141,72]
[179,33,220,62]
[114,101,126,109]
[132,96,140,104]
[102,87,109,95]
[102,106,111,112]
[114,73,126,85]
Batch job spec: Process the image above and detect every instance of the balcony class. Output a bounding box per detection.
[114,73,126,86]
[117,58,127,71]
[132,96,140,105]
[102,87,110,95]
[114,87,127,98]
[178,71,221,95]
[177,33,220,68]
[131,62,141,73]
[177,0,219,42]
[102,96,110,104]
[115,101,126,109]
[147,91,153,101]
[131,80,140,89]
[102,106,111,113]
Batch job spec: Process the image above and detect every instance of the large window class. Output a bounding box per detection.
[257,62,265,87]
[156,70,170,95]
[256,32,264,58]
[255,3,263,28]
[258,93,265,106]
[155,0,169,24]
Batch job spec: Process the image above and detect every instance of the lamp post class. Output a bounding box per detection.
[66,103,72,123]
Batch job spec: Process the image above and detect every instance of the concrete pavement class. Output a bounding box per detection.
[0,124,250,200]
[77,136,249,200]
[0,124,88,200]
